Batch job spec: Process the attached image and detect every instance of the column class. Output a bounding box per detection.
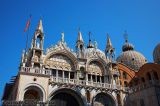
[69,72,70,79]
[56,70,58,82]
[95,75,97,83]
[91,74,93,86]
[74,72,77,79]
[100,76,102,83]
[86,73,88,85]
[62,70,64,82]
[86,73,88,80]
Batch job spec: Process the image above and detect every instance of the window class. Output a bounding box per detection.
[146,72,151,81]
[70,72,74,79]
[153,71,159,80]
[123,72,127,79]
[124,81,128,87]
[52,69,56,77]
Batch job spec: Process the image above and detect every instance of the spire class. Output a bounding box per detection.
[76,29,85,58]
[105,34,113,53]
[87,32,93,48]
[76,29,84,51]
[77,29,83,42]
[107,34,112,48]
[105,33,115,61]
[36,19,43,33]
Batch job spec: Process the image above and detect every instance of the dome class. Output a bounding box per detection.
[122,42,134,52]
[153,43,160,63]
[117,40,147,71]
[85,48,105,58]
[117,51,147,71]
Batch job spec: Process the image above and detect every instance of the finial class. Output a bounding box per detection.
[61,32,64,42]
[87,31,93,48]
[124,30,128,42]
[88,32,91,41]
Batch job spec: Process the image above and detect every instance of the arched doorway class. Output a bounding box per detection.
[93,93,116,106]
[49,88,85,106]
[23,85,45,102]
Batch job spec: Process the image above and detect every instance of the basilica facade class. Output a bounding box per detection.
[2,19,160,106]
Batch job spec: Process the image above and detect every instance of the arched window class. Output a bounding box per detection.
[146,72,151,81]
[123,72,127,79]
[153,71,159,80]
[124,81,128,87]
[120,81,122,85]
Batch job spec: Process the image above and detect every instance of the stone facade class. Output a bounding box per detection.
[2,19,160,106]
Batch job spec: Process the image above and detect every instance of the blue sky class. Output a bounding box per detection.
[0,0,160,99]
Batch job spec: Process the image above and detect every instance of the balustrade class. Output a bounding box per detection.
[20,67,129,92]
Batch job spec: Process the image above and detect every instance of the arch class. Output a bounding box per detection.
[153,71,159,80]
[92,92,117,106]
[44,51,77,71]
[24,89,40,100]
[86,58,106,75]
[48,88,86,106]
[124,81,128,87]
[118,63,135,78]
[123,71,127,79]
[146,72,151,81]
[22,83,46,102]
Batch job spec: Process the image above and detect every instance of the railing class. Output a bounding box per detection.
[20,67,51,75]
[129,80,160,93]
[50,76,129,92]
[20,67,129,92]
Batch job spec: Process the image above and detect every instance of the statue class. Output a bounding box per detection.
[61,32,64,42]
[94,40,98,49]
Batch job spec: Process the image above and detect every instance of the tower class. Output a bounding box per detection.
[105,34,115,62]
[29,19,44,68]
[76,30,85,58]
[104,34,119,86]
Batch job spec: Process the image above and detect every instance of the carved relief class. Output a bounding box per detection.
[46,54,74,70]
[88,61,104,75]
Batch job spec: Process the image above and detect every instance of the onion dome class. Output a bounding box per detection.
[117,32,147,71]
[153,43,160,63]
[122,41,134,52]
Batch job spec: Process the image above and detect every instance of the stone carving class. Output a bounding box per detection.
[46,54,74,70]
[88,61,103,75]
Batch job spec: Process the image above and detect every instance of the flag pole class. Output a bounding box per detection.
[24,15,32,54]
[25,25,30,53]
